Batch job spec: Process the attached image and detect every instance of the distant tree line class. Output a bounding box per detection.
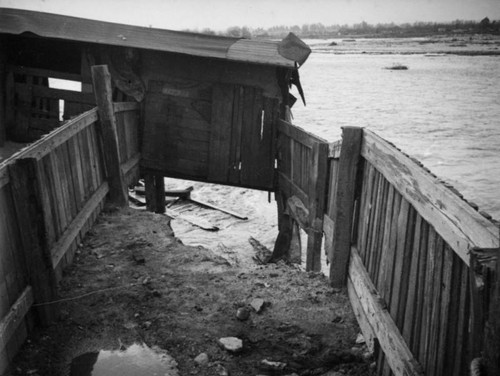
[185,18,499,39]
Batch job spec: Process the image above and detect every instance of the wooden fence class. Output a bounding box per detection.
[0,66,140,374]
[5,65,95,142]
[276,123,499,375]
[275,119,329,271]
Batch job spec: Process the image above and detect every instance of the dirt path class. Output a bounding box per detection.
[10,208,374,376]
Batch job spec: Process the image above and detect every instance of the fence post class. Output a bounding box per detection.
[306,141,329,271]
[330,127,363,287]
[9,158,58,325]
[144,173,166,214]
[91,65,128,206]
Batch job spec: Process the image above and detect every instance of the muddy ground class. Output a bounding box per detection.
[9,207,374,376]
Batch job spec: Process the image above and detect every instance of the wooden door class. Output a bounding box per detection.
[208,84,278,190]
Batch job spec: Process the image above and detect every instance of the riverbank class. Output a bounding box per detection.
[9,207,373,376]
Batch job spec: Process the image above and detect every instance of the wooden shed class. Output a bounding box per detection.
[0,7,311,192]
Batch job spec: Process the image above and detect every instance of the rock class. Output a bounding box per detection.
[260,359,286,371]
[218,337,243,353]
[236,307,250,321]
[355,333,365,344]
[215,364,229,376]
[132,250,146,264]
[250,298,265,313]
[194,353,209,366]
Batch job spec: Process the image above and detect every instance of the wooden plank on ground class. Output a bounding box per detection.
[329,127,363,287]
[348,246,424,376]
[362,130,499,264]
[51,182,109,269]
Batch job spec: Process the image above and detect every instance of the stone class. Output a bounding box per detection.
[260,359,286,371]
[194,353,209,366]
[215,364,229,376]
[218,337,243,353]
[236,307,250,321]
[250,298,265,313]
[355,333,365,344]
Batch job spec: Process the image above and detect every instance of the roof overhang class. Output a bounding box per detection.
[0,8,311,68]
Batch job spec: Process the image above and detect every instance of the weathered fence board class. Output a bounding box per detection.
[361,129,499,265]
[0,84,140,372]
[275,120,329,271]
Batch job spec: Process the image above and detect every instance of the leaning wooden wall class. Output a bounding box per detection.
[0,99,140,374]
[140,51,282,191]
[324,128,499,376]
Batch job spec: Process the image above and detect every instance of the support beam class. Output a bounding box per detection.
[91,65,128,206]
[330,127,363,287]
[144,174,165,214]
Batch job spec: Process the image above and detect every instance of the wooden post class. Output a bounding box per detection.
[144,173,165,214]
[91,65,128,206]
[330,127,363,287]
[9,158,58,325]
[306,141,329,271]
[271,190,293,262]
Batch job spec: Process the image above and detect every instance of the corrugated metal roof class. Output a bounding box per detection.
[0,8,310,68]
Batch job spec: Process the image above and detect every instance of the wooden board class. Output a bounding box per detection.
[362,130,499,265]
[348,246,424,376]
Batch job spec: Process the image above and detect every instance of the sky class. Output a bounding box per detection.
[0,0,499,31]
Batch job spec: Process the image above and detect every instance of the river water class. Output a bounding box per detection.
[293,36,500,219]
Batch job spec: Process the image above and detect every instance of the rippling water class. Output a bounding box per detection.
[293,38,500,219]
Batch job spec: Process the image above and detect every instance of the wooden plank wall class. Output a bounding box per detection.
[276,119,329,271]
[0,102,140,373]
[6,65,95,141]
[139,51,282,191]
[354,161,472,375]
[344,130,499,376]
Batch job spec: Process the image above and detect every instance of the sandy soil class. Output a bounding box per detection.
[9,207,374,376]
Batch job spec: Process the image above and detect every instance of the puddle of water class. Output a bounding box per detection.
[70,343,179,376]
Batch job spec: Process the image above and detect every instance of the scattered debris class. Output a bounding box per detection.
[194,353,209,366]
[260,359,287,371]
[385,63,408,70]
[132,250,145,264]
[236,307,251,321]
[218,337,243,353]
[249,237,273,264]
[355,333,366,345]
[250,298,266,313]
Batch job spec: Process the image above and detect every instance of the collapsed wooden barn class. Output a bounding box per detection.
[0,7,312,372]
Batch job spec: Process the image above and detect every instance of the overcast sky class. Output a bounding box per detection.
[1,0,499,31]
